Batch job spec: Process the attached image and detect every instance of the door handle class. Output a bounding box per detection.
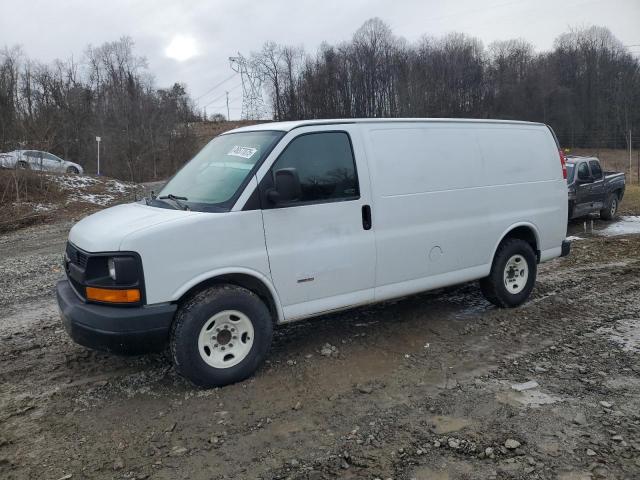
[362,205,372,230]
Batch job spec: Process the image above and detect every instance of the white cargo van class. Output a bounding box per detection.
[57,119,570,387]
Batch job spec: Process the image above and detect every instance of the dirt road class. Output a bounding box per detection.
[1,215,639,479]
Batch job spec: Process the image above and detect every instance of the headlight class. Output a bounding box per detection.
[108,257,117,280]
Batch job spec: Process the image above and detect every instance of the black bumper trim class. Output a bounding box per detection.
[57,279,176,354]
[561,240,571,257]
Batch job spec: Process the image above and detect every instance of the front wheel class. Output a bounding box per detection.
[170,285,273,388]
[600,194,618,220]
[66,166,79,174]
[480,238,537,308]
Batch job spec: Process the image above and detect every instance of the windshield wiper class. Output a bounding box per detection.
[158,193,190,211]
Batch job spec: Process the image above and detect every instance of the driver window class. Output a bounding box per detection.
[577,162,590,180]
[271,132,359,204]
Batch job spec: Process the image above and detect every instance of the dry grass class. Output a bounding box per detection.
[192,120,263,150]
[0,170,64,232]
[570,148,640,185]
[620,184,640,215]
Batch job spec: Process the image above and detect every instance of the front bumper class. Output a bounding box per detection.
[561,240,571,257]
[57,279,176,354]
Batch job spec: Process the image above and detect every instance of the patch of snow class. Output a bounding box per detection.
[11,202,56,212]
[512,380,539,392]
[71,193,115,206]
[597,318,640,353]
[566,235,584,241]
[107,180,132,194]
[31,203,55,212]
[594,216,640,237]
[495,380,564,407]
[500,388,563,407]
[54,174,98,190]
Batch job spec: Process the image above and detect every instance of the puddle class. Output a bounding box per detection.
[429,415,474,434]
[593,216,640,237]
[597,318,640,353]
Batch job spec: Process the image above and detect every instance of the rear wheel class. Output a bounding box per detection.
[480,238,537,308]
[600,194,618,220]
[16,160,29,170]
[170,285,273,388]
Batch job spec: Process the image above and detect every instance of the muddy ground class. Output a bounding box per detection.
[1,210,640,480]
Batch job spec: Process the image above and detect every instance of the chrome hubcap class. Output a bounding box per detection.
[503,254,528,294]
[197,310,254,368]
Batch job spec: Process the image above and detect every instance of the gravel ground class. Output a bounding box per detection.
[1,212,639,480]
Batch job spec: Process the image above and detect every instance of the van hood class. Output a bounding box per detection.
[68,202,201,252]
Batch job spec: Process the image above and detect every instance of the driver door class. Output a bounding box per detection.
[574,162,593,216]
[587,160,605,210]
[258,127,376,321]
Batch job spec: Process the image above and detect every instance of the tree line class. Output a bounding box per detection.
[253,19,639,150]
[0,37,201,181]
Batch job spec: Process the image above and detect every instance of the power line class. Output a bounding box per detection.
[201,83,242,109]
[194,73,238,102]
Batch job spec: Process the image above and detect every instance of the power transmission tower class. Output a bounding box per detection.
[229,53,265,120]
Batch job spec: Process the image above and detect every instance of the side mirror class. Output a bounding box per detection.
[267,168,301,204]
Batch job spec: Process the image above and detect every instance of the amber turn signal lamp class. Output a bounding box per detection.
[86,287,141,303]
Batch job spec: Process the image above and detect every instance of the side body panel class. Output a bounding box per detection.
[364,122,566,302]
[119,208,273,308]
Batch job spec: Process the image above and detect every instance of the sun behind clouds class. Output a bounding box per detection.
[165,34,199,61]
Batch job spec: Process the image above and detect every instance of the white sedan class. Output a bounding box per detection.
[0,150,84,174]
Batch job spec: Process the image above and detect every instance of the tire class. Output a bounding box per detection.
[600,194,618,221]
[170,285,273,388]
[480,238,537,308]
[16,161,29,170]
[66,166,79,174]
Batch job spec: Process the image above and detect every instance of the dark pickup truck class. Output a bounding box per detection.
[566,156,625,220]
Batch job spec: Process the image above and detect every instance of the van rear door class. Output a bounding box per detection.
[258,126,376,320]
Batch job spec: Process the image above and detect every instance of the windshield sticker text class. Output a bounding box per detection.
[227,146,258,159]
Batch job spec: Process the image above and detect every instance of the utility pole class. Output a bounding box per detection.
[629,129,632,182]
[96,136,101,176]
[226,91,230,121]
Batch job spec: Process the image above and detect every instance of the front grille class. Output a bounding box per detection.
[68,276,86,299]
[66,242,88,268]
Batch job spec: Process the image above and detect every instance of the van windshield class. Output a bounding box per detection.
[157,130,283,210]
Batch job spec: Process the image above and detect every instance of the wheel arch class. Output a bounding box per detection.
[172,268,284,323]
[491,223,541,264]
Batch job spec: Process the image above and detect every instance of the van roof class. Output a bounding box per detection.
[226,118,547,134]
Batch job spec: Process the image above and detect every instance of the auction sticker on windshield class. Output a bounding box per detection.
[227,146,257,159]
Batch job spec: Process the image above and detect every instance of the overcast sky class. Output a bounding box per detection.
[1,0,639,119]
